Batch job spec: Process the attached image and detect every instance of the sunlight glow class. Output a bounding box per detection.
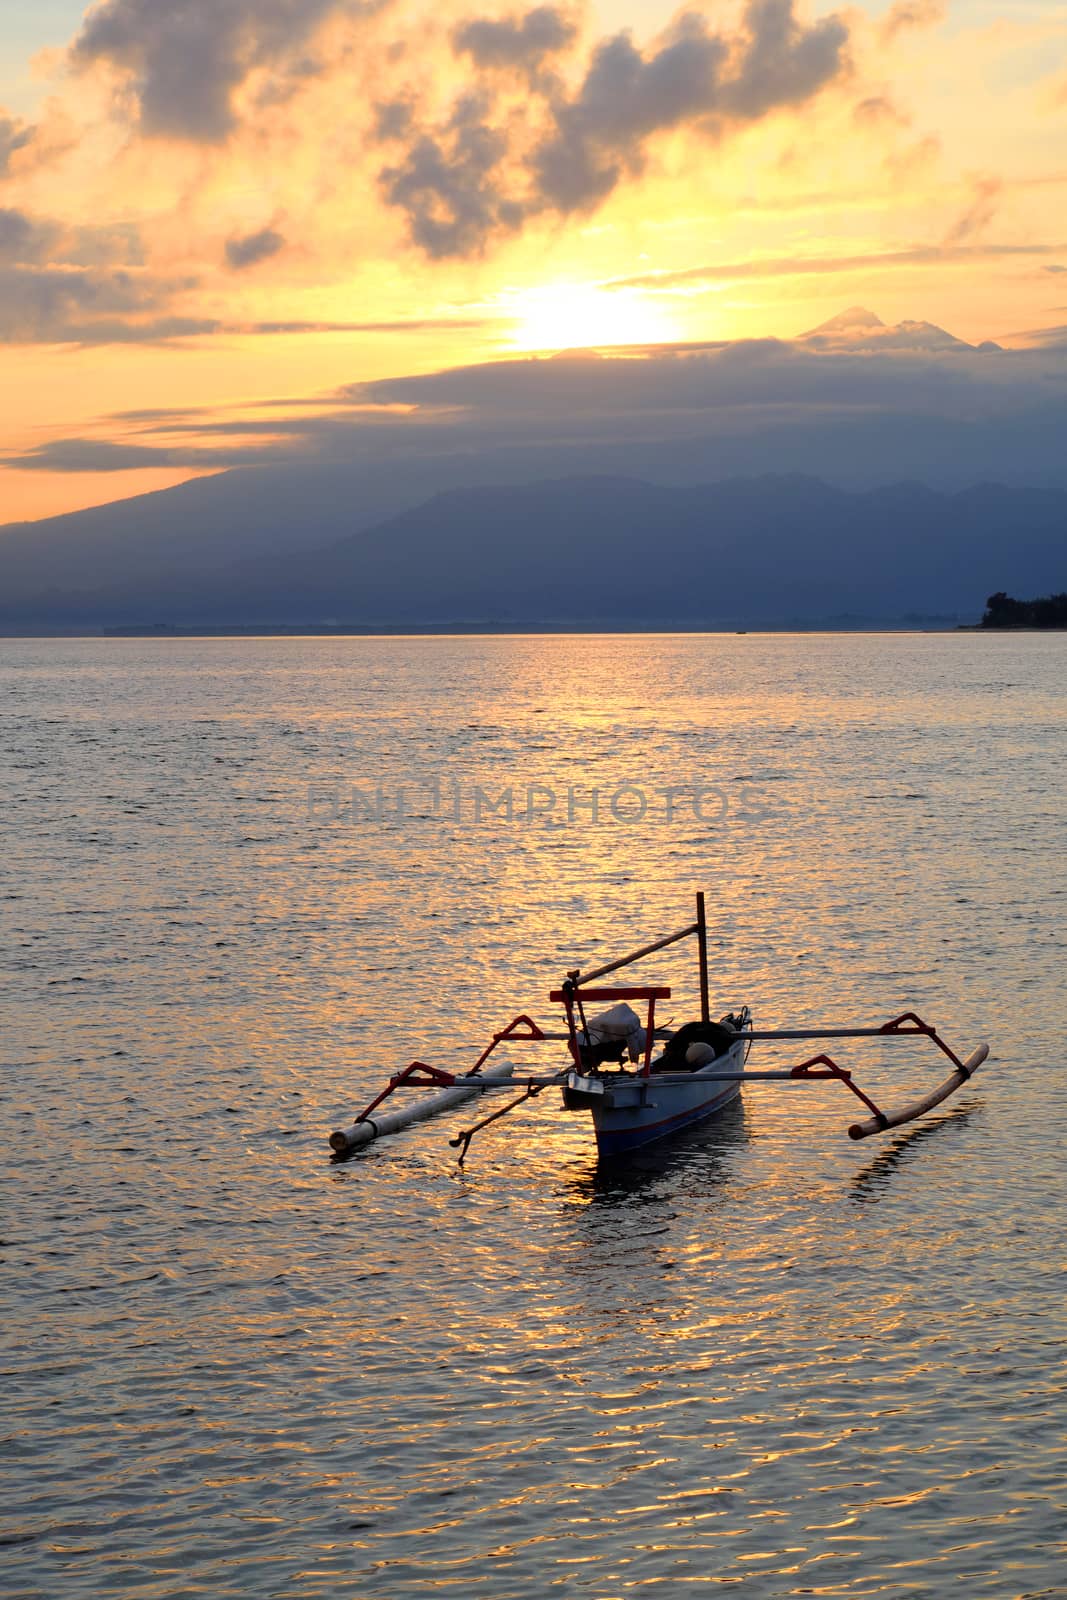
[507,283,679,352]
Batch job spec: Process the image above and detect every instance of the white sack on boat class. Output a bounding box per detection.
[586,1002,646,1062]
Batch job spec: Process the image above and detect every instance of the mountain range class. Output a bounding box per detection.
[2,307,1064,629]
[1,471,1063,629]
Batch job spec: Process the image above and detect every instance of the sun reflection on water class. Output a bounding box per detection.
[1,631,1063,1598]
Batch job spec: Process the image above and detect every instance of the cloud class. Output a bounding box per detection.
[0,211,171,340]
[52,2,850,270]
[943,174,1002,245]
[1015,323,1067,349]
[611,239,1065,291]
[452,6,577,75]
[0,208,59,264]
[373,98,415,141]
[247,315,490,333]
[880,0,946,44]
[852,94,907,128]
[225,226,286,269]
[0,285,494,345]
[535,1,850,213]
[379,93,523,258]
[379,0,851,255]
[0,264,181,343]
[69,0,374,141]
[5,437,287,472]
[350,337,995,418]
[4,308,1066,526]
[0,189,498,339]
[718,0,850,120]
[64,223,147,270]
[531,16,732,214]
[0,207,149,276]
[109,405,216,423]
[0,113,35,177]
[10,326,1067,500]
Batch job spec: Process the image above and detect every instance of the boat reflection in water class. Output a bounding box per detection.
[551,1099,752,1346]
[849,1098,981,1205]
[566,1093,749,1211]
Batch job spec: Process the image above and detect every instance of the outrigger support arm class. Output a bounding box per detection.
[450,1072,568,1166]
[738,1010,988,1139]
[344,1014,545,1127]
[740,1015,970,1046]
[328,1014,546,1157]
[469,1014,546,1071]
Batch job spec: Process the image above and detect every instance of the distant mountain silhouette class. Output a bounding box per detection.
[0,463,443,613]
[799,306,996,353]
[2,472,1063,628]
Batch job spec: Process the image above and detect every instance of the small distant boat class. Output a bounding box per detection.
[329,894,988,1163]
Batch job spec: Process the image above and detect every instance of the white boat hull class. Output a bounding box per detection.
[563,1035,749,1157]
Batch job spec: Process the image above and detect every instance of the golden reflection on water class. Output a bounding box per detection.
[2,632,1064,1599]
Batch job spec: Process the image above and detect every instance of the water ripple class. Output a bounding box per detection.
[1,632,1064,1599]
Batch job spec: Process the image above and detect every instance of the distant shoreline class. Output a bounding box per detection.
[0,618,978,640]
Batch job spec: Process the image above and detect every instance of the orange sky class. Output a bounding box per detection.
[1,0,1065,524]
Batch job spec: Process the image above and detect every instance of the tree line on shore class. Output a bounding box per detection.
[981,592,1067,628]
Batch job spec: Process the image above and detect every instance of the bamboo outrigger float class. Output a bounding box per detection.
[328,895,988,1162]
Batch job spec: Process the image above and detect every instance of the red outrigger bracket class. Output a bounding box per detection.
[789,1053,891,1126]
[350,1013,547,1125]
[354,1060,457,1124]
[879,1012,965,1069]
[470,1014,545,1073]
[787,1015,978,1133]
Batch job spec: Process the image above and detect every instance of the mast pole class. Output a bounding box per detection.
[696,890,710,1024]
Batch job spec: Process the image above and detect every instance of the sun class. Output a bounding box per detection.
[507,282,678,352]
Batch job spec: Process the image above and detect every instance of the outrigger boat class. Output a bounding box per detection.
[329,894,988,1162]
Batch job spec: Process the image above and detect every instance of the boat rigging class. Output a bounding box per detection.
[328,893,987,1163]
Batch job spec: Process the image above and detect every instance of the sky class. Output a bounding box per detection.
[0,0,1065,524]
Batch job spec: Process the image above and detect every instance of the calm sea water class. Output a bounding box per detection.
[2,632,1065,1600]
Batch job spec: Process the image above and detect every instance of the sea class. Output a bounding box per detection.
[1,631,1065,1599]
